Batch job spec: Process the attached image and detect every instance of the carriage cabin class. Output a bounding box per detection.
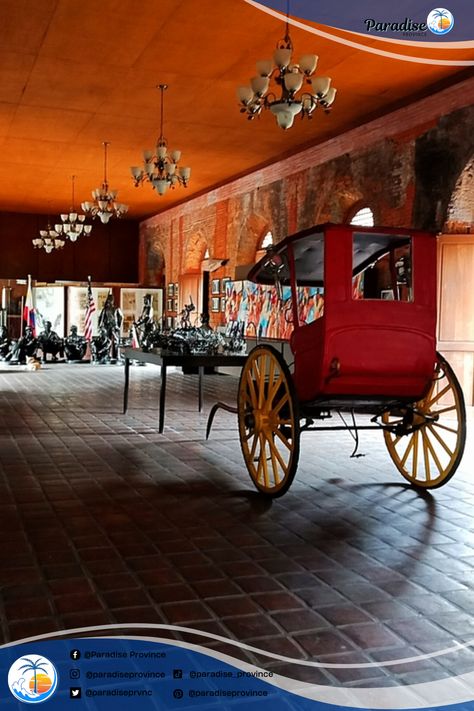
[248,223,438,406]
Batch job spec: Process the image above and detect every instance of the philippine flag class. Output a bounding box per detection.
[131,324,140,349]
[23,275,36,335]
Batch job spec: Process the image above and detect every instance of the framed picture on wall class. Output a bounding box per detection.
[221,277,231,294]
[211,279,220,295]
[167,298,173,311]
[211,297,220,312]
[220,297,226,312]
[173,298,179,312]
[167,283,174,297]
[174,283,179,296]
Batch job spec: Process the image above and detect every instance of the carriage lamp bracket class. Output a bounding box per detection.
[263,247,290,300]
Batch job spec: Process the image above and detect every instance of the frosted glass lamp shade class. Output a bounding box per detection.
[154,180,170,195]
[256,59,273,77]
[237,86,254,105]
[251,75,269,96]
[323,87,337,106]
[299,54,318,74]
[284,72,303,93]
[273,47,291,69]
[311,76,331,97]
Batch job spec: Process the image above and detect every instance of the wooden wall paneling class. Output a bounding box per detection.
[437,234,474,405]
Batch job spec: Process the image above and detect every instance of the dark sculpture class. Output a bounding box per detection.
[98,293,123,360]
[0,325,10,359]
[133,294,155,349]
[64,325,87,362]
[91,327,112,364]
[5,326,38,364]
[179,298,195,329]
[37,321,64,362]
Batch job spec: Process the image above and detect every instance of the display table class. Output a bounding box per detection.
[122,348,247,433]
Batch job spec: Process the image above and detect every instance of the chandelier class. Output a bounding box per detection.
[81,142,129,224]
[32,219,66,253]
[55,175,92,242]
[237,14,337,130]
[130,84,191,196]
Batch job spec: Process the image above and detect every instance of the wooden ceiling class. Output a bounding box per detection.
[0,0,473,219]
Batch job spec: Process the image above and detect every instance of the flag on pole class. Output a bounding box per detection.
[84,277,96,342]
[23,274,36,335]
[131,324,140,349]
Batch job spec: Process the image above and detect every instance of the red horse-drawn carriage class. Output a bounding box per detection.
[214,223,466,497]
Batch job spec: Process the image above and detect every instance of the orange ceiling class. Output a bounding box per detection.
[0,0,473,219]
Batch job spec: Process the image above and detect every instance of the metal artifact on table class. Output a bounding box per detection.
[64,325,87,362]
[37,321,64,362]
[224,321,247,355]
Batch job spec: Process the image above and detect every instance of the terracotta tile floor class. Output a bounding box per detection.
[0,362,473,688]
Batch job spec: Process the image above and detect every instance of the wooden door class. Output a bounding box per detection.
[437,234,474,405]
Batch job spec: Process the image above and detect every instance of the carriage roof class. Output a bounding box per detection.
[247,223,426,287]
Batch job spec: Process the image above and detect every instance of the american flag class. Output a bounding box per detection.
[84,277,96,342]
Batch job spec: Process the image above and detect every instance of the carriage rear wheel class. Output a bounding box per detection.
[238,345,300,497]
[382,354,466,488]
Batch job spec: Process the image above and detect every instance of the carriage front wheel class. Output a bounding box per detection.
[382,353,466,488]
[238,345,300,497]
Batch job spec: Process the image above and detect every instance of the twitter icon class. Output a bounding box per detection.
[70,687,82,699]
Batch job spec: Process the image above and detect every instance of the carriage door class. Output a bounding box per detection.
[437,234,474,405]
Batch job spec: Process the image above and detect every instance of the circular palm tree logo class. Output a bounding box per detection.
[427,8,454,34]
[8,655,58,704]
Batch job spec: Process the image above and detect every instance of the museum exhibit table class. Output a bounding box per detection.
[122,347,248,433]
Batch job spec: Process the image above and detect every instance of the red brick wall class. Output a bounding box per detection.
[140,77,474,324]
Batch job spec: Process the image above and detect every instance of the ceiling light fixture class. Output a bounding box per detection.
[130,84,191,196]
[237,7,337,130]
[32,219,66,253]
[55,175,92,242]
[81,142,129,224]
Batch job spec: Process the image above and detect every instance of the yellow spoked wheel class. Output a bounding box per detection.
[238,345,300,497]
[382,354,466,488]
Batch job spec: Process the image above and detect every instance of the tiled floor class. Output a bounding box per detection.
[0,362,473,688]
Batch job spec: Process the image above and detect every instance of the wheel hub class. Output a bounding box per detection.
[254,408,277,434]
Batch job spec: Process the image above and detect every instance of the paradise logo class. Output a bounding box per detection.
[364,7,454,35]
[8,655,58,704]
[426,8,454,35]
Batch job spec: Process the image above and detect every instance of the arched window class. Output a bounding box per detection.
[350,207,374,227]
[261,231,273,249]
[255,230,273,262]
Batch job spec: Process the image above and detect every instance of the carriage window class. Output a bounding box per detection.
[352,233,413,302]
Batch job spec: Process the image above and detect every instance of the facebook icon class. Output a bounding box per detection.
[70,650,81,660]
